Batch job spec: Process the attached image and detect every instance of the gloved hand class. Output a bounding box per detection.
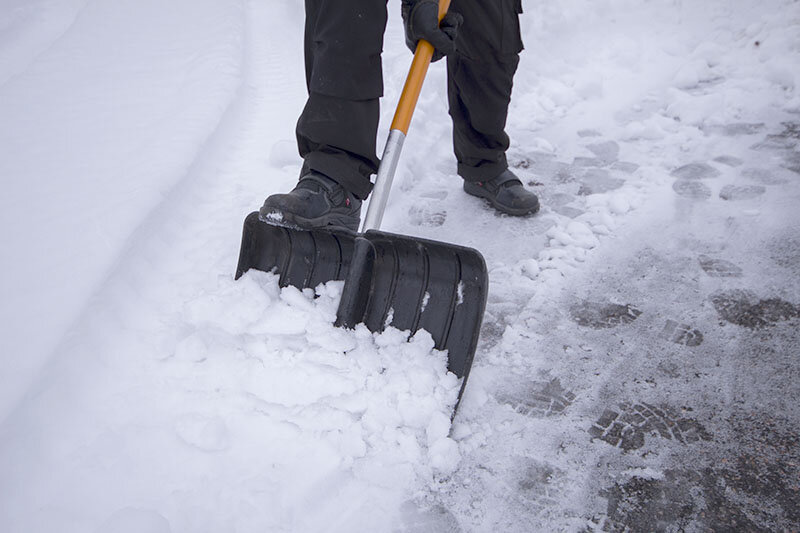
[401,0,463,62]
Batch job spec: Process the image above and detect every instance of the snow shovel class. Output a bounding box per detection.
[236,0,488,406]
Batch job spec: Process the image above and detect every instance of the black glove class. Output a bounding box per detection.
[401,0,463,62]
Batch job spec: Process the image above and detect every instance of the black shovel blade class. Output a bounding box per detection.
[235,212,488,398]
[236,212,355,287]
[335,230,488,384]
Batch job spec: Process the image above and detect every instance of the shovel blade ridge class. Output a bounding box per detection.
[336,230,488,380]
[235,212,355,287]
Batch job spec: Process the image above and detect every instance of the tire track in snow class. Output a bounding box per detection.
[0,0,249,428]
[55,0,306,338]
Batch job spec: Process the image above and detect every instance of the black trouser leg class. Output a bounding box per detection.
[447,53,520,182]
[448,0,523,182]
[297,94,380,200]
[296,0,388,200]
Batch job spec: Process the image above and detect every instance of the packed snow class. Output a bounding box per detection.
[1,0,798,531]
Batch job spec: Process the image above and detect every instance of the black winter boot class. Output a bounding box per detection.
[463,169,539,216]
[259,171,362,232]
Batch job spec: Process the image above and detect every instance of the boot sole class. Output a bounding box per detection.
[463,183,540,217]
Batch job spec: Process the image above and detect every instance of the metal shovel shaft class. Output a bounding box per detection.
[361,0,451,232]
[361,130,405,231]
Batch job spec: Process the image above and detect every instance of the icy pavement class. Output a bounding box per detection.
[439,119,800,531]
[1,0,799,531]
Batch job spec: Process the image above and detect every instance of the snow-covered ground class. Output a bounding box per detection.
[1,0,798,531]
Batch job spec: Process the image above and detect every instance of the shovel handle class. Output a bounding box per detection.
[391,0,452,134]
[362,0,452,232]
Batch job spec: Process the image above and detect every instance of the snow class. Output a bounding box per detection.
[1,0,799,531]
[0,0,247,423]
